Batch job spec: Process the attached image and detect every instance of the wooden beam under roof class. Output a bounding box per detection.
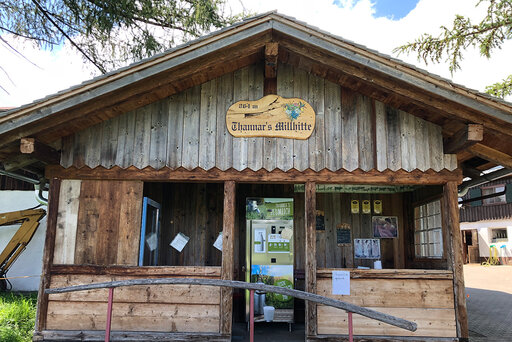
[20,138,60,164]
[468,144,512,169]
[443,124,483,154]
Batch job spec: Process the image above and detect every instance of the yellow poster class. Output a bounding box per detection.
[374,200,382,214]
[362,200,371,214]
[351,200,359,214]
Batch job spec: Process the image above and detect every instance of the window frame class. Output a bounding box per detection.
[481,184,506,206]
[413,198,444,259]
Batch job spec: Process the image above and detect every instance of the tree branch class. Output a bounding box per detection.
[30,0,106,73]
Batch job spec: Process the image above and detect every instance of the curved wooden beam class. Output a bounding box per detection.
[46,277,418,332]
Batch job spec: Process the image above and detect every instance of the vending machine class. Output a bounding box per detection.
[245,198,294,323]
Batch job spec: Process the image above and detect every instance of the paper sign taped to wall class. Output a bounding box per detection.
[332,270,350,295]
[170,232,190,252]
[213,232,223,251]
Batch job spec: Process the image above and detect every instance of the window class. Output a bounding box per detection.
[482,185,506,205]
[491,228,508,243]
[414,199,443,258]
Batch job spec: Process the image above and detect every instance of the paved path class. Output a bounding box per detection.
[464,264,512,341]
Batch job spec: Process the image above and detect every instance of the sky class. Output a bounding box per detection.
[1,0,511,108]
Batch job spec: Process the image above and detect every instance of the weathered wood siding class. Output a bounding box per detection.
[61,63,457,172]
[53,180,143,265]
[46,267,221,333]
[315,269,456,338]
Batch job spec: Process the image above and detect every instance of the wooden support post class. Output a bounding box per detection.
[264,42,278,95]
[35,178,61,332]
[220,181,236,335]
[443,181,469,340]
[305,181,317,337]
[443,124,483,154]
[20,137,61,164]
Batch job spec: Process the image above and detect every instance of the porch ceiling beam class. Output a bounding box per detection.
[20,138,60,164]
[467,144,512,169]
[443,124,483,154]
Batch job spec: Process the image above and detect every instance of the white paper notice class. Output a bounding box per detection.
[213,232,223,251]
[332,270,350,295]
[145,233,158,252]
[170,232,190,252]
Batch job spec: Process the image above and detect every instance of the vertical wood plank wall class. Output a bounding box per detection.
[53,180,143,265]
[60,63,457,173]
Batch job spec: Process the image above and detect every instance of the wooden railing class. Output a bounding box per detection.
[46,278,417,342]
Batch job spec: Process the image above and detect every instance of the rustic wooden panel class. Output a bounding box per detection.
[215,73,234,171]
[232,67,249,171]
[317,306,456,337]
[400,110,416,172]
[308,74,325,171]
[48,275,220,304]
[316,278,454,308]
[247,63,265,171]
[133,105,152,169]
[357,94,374,171]
[53,180,81,265]
[116,110,136,169]
[199,79,218,170]
[116,181,143,265]
[375,101,388,171]
[46,301,220,332]
[62,63,456,173]
[182,86,201,169]
[74,180,143,266]
[99,114,119,168]
[276,63,294,171]
[325,81,342,171]
[167,92,184,169]
[293,67,310,171]
[149,101,168,169]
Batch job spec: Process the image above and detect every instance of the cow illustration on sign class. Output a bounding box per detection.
[284,102,305,121]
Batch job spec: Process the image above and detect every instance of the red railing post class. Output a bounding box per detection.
[249,289,254,342]
[348,311,353,342]
[105,287,114,342]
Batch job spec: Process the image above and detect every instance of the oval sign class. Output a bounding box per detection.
[226,95,315,139]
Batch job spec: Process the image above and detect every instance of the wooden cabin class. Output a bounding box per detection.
[1,12,512,342]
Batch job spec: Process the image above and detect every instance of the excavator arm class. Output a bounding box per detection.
[0,208,46,284]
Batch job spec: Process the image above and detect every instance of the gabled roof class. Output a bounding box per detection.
[1,12,511,177]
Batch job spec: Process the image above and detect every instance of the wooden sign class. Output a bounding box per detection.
[226,95,315,139]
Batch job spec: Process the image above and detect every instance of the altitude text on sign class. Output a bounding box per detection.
[226,95,316,139]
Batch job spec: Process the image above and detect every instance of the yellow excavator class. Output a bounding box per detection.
[0,208,46,291]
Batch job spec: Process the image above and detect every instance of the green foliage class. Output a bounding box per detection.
[0,292,37,342]
[0,0,247,73]
[394,0,512,98]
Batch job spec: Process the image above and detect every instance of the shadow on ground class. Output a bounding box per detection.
[467,287,512,341]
